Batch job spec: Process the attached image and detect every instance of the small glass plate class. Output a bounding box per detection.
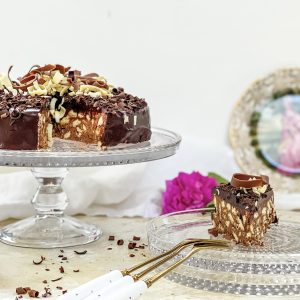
[147,208,300,296]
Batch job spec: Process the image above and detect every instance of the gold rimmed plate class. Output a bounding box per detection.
[229,68,300,192]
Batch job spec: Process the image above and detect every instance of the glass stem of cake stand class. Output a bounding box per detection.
[31,168,69,216]
[0,168,102,248]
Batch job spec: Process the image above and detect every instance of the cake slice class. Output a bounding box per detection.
[0,92,53,150]
[208,173,278,246]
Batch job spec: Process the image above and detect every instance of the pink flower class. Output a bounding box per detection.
[162,171,217,214]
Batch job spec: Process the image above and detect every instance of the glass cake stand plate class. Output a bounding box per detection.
[147,208,300,296]
[0,127,181,248]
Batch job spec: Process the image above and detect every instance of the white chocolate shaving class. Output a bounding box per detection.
[0,74,13,90]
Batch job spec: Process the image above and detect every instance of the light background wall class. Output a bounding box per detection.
[1,0,300,143]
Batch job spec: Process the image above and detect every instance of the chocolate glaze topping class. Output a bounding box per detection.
[216,182,273,213]
[0,90,49,113]
[63,91,147,115]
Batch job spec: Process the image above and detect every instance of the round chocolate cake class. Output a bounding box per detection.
[0,64,151,150]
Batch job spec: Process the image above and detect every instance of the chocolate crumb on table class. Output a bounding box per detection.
[41,287,52,298]
[28,289,39,298]
[59,266,65,273]
[108,235,115,241]
[16,287,27,295]
[128,242,137,249]
[117,239,124,246]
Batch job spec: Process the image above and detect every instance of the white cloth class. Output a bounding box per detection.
[0,137,298,221]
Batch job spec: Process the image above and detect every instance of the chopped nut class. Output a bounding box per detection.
[60,117,70,125]
[63,131,71,139]
[68,110,77,118]
[72,119,81,127]
[97,116,104,126]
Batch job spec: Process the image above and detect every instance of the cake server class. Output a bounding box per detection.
[57,239,226,300]
[92,240,229,300]
[83,239,229,300]
[57,238,201,300]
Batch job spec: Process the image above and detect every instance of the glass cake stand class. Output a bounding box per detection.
[147,208,300,296]
[0,127,181,248]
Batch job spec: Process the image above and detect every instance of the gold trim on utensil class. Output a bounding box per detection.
[121,238,229,287]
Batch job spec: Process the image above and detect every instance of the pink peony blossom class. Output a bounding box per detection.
[162,171,217,214]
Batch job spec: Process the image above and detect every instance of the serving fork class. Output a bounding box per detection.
[58,239,229,300]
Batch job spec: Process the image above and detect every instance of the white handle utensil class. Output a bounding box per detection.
[84,276,134,300]
[100,281,148,300]
[57,270,123,299]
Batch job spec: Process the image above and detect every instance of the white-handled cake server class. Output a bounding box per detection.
[97,241,229,300]
[83,239,229,300]
[57,238,202,300]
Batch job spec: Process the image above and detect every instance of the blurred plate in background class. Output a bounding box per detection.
[230,68,300,192]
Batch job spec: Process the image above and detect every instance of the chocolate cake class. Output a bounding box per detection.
[0,64,151,150]
[209,173,278,246]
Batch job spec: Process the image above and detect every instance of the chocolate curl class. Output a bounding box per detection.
[12,74,38,91]
[78,76,108,88]
[83,73,99,77]
[231,173,269,188]
[54,64,70,74]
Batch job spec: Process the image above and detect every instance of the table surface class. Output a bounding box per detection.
[0,210,299,300]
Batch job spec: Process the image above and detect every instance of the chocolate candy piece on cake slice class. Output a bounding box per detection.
[208,173,278,246]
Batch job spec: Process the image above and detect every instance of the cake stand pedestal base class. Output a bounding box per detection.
[0,168,102,248]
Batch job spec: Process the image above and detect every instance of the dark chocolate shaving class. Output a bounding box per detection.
[51,277,63,282]
[74,250,87,255]
[33,256,45,265]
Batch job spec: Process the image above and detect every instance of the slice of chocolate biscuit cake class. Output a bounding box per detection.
[209,173,278,246]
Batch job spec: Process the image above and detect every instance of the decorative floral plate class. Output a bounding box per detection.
[229,68,300,192]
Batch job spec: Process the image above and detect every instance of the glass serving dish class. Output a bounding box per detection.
[147,208,300,296]
[0,127,181,248]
